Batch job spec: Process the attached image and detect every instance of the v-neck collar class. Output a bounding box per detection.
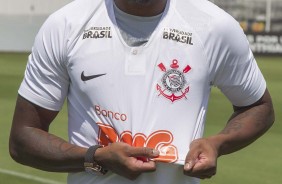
[106,0,173,49]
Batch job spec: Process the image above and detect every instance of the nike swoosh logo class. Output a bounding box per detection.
[81,71,106,81]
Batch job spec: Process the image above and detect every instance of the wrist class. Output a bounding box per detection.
[93,145,105,165]
[206,135,227,157]
[84,145,108,175]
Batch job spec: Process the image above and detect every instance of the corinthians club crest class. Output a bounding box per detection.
[156,59,191,103]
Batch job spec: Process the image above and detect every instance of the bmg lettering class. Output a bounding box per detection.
[95,105,127,122]
[96,122,178,163]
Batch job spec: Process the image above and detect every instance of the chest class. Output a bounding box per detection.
[64,6,210,105]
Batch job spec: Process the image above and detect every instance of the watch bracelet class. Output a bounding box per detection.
[84,145,108,175]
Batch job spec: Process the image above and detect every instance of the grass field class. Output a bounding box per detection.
[0,53,281,183]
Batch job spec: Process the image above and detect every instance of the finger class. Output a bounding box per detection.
[184,149,200,172]
[184,160,196,171]
[129,147,159,158]
[133,159,157,172]
[184,168,214,179]
[185,162,217,178]
[194,165,217,177]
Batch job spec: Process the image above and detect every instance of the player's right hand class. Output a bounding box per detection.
[94,142,159,180]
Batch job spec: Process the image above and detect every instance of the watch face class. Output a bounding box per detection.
[84,145,108,175]
[85,167,103,175]
[84,163,108,175]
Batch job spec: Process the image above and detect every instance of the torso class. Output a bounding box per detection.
[66,0,210,165]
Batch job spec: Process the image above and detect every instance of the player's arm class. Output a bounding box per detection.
[184,88,274,179]
[9,95,158,178]
[209,88,274,155]
[9,95,87,172]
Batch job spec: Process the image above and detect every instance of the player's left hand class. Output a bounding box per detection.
[183,138,219,179]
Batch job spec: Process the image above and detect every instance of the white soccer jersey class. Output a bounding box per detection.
[19,0,266,183]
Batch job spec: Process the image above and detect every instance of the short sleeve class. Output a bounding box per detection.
[206,13,266,107]
[19,13,69,111]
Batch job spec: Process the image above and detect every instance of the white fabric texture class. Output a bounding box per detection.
[18,0,266,183]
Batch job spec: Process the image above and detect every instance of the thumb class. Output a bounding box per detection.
[129,147,159,158]
[184,148,200,171]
